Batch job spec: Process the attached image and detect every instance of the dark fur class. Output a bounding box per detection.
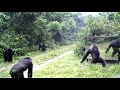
[4,48,13,62]
[39,42,46,52]
[41,43,46,51]
[106,40,120,57]
[10,57,33,78]
[80,44,106,67]
[38,43,42,51]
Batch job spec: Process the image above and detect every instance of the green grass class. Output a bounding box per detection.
[33,50,120,78]
[1,42,120,78]
[33,43,120,78]
[0,44,75,78]
[31,44,75,65]
[0,69,10,78]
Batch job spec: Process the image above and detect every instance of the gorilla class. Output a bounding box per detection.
[80,44,106,67]
[105,39,120,57]
[4,48,13,62]
[10,57,33,78]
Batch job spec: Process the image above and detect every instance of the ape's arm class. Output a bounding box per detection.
[105,44,112,53]
[80,49,90,63]
[28,63,33,78]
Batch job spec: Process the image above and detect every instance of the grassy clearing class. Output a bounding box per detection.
[0,44,75,78]
[29,45,75,65]
[33,43,120,78]
[1,43,119,78]
[33,50,120,78]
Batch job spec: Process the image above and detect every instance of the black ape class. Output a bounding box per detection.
[4,48,13,62]
[39,42,46,52]
[41,43,46,51]
[38,42,42,51]
[105,40,120,57]
[80,44,106,67]
[10,57,33,78]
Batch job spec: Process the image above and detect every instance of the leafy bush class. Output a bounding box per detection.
[74,41,86,57]
[13,48,25,56]
[45,39,58,49]
[0,42,9,49]
[0,30,29,59]
[0,42,9,59]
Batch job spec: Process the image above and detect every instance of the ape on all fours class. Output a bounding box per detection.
[106,39,120,57]
[10,57,33,78]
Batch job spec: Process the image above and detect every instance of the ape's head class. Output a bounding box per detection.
[90,44,97,49]
[24,57,32,60]
[90,44,99,53]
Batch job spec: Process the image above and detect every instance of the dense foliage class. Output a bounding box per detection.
[75,12,120,56]
[1,12,120,60]
[0,12,84,60]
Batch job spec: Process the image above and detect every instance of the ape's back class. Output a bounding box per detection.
[11,58,32,73]
[111,40,120,50]
[89,44,100,59]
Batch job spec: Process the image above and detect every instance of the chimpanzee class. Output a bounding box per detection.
[80,44,106,67]
[41,43,46,52]
[39,42,46,52]
[10,57,33,78]
[4,48,13,62]
[38,42,42,51]
[105,39,120,57]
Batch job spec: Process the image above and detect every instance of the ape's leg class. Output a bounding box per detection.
[10,56,12,62]
[12,73,18,78]
[28,63,33,78]
[11,71,24,78]
[98,57,106,67]
[10,72,15,78]
[4,56,8,62]
[8,56,10,62]
[19,72,24,78]
[4,58,7,62]
[91,59,98,64]
[39,47,41,51]
[112,50,117,57]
